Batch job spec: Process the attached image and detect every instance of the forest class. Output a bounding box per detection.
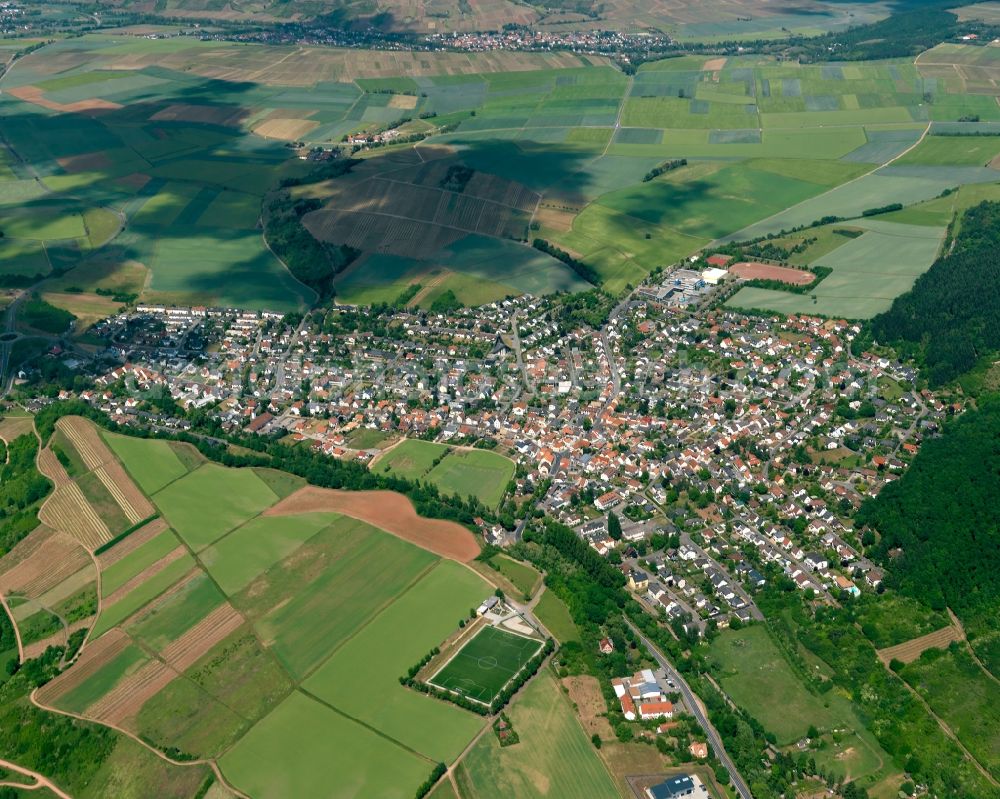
[872,201,1000,386]
[857,396,1000,633]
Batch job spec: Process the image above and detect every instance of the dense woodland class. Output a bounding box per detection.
[857,396,1000,633]
[872,201,1000,385]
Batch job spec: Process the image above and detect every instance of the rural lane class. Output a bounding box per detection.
[624,618,753,799]
[0,756,73,798]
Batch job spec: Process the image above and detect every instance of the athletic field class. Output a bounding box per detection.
[430,625,543,704]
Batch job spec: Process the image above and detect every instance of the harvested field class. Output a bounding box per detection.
[562,675,615,739]
[878,625,964,666]
[0,525,57,575]
[56,417,113,471]
[150,104,249,127]
[36,447,70,488]
[102,546,187,608]
[0,415,33,442]
[702,57,728,71]
[729,261,815,285]
[264,486,480,561]
[39,483,111,550]
[5,85,122,113]
[35,628,129,705]
[94,462,155,524]
[160,603,243,673]
[22,616,94,660]
[87,658,175,727]
[97,518,169,570]
[253,117,319,140]
[0,534,90,600]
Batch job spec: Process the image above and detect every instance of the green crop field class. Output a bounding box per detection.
[901,647,1000,779]
[898,135,1000,166]
[220,691,434,799]
[488,554,541,598]
[456,669,618,799]
[707,625,890,782]
[151,463,278,551]
[100,527,181,597]
[102,432,189,494]
[127,572,226,650]
[302,559,491,762]
[92,552,196,637]
[430,626,543,704]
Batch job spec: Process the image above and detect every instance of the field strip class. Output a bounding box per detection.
[0,415,34,444]
[114,569,201,631]
[160,603,243,672]
[56,417,112,471]
[102,545,187,607]
[0,532,88,598]
[373,176,535,213]
[39,483,112,551]
[36,447,70,488]
[35,628,129,706]
[0,525,58,574]
[97,518,169,569]
[20,552,91,601]
[0,594,23,665]
[877,625,962,665]
[94,464,145,524]
[86,658,176,727]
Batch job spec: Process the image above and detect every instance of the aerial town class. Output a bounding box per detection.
[26,257,940,641]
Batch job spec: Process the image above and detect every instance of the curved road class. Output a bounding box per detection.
[625,618,753,799]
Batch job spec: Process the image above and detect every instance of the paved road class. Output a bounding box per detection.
[625,618,753,799]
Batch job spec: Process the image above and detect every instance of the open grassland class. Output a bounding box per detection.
[900,647,1000,780]
[707,625,892,784]
[488,553,541,598]
[151,463,278,551]
[375,440,513,508]
[102,431,189,494]
[302,559,491,762]
[456,668,619,799]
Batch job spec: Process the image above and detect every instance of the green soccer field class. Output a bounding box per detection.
[430,625,543,704]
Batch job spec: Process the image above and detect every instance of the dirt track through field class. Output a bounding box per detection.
[22,616,94,661]
[0,757,72,799]
[264,486,480,561]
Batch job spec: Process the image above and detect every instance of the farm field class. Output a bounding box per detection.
[487,554,541,598]
[533,591,580,644]
[455,668,619,799]
[429,625,544,704]
[1,36,998,311]
[727,219,946,318]
[374,440,514,508]
[707,626,892,782]
[16,420,503,799]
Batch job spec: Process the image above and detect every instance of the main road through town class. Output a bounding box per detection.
[625,617,753,799]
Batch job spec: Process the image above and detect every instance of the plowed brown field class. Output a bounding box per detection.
[878,625,963,665]
[264,486,480,561]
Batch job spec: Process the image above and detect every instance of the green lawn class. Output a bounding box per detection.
[152,464,278,552]
[424,449,515,509]
[374,439,449,481]
[220,691,433,799]
[489,554,541,598]
[430,626,543,704]
[456,668,618,799]
[533,591,580,644]
[103,432,188,495]
[303,559,490,762]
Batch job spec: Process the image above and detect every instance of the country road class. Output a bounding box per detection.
[625,618,753,799]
